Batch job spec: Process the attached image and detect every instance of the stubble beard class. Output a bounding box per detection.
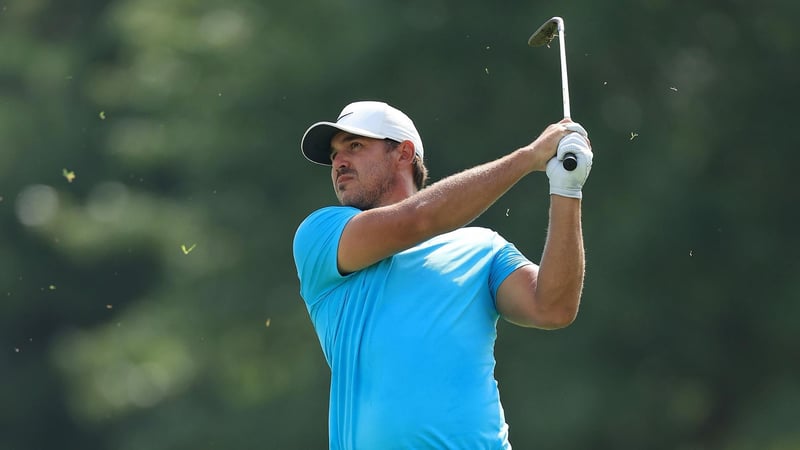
[338,174,394,210]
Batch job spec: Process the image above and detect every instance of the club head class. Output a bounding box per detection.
[528,17,561,47]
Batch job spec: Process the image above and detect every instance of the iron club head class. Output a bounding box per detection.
[528,17,560,47]
[526,16,571,119]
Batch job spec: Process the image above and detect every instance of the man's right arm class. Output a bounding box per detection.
[337,121,575,274]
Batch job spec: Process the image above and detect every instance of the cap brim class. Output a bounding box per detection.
[301,121,387,165]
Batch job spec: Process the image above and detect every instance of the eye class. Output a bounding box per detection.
[350,141,362,150]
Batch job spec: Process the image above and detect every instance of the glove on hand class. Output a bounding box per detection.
[546,127,593,199]
[564,122,588,137]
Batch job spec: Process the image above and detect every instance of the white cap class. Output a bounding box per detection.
[301,101,424,165]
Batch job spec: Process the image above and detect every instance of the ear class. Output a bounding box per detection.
[396,140,416,164]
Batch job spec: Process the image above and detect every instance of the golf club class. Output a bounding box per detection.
[528,16,578,171]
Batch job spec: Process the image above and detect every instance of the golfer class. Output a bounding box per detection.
[293,100,593,449]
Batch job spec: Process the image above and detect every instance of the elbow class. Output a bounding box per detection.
[510,305,578,330]
[543,309,578,329]
[497,270,583,330]
[534,298,580,330]
[533,311,577,330]
[531,278,584,329]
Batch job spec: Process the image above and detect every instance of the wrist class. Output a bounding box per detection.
[518,145,550,173]
[550,194,582,212]
[550,186,582,199]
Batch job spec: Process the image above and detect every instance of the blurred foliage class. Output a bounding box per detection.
[1,0,798,449]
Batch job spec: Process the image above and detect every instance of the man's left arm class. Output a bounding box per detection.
[496,196,584,329]
[496,130,592,329]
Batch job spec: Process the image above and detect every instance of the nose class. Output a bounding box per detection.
[332,152,349,169]
[332,156,348,179]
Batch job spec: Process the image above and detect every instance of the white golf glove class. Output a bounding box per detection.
[546,123,593,199]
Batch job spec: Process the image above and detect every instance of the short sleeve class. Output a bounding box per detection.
[488,236,534,298]
[293,206,360,307]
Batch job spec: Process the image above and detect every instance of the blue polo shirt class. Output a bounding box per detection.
[293,206,532,449]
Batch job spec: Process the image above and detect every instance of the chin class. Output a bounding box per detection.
[337,186,383,210]
[340,196,374,210]
[342,201,371,210]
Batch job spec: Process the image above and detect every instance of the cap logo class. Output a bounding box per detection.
[336,112,354,122]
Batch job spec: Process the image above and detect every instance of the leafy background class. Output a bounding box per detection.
[1,0,798,448]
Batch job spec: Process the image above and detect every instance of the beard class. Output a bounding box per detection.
[337,171,394,210]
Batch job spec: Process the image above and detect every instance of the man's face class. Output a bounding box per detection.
[330,132,395,210]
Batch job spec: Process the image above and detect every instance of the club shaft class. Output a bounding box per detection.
[531,17,577,171]
[555,18,571,119]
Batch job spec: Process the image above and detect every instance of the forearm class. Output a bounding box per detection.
[534,195,585,323]
[401,149,534,237]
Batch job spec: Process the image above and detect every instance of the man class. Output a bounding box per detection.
[293,100,592,449]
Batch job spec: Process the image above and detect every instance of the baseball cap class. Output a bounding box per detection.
[301,101,424,165]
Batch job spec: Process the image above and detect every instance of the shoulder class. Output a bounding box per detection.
[298,206,360,228]
[295,206,360,237]
[293,206,362,302]
[293,206,360,261]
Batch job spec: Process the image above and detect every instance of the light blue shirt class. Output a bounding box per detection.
[293,206,532,449]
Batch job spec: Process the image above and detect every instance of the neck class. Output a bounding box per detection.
[376,175,417,207]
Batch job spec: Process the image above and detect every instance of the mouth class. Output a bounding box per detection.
[335,174,355,193]
[336,171,355,185]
